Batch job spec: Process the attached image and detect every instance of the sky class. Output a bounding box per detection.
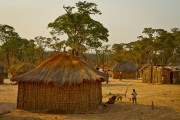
[0,0,180,45]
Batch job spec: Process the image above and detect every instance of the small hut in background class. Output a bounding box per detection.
[152,66,172,84]
[112,63,138,79]
[12,52,107,113]
[140,65,180,84]
[152,66,180,84]
[173,70,180,84]
[138,64,152,83]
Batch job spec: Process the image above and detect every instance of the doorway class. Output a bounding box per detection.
[170,72,173,84]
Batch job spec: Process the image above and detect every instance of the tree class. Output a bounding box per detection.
[22,39,36,63]
[128,27,179,65]
[0,24,19,68]
[34,36,52,61]
[170,28,180,65]
[110,43,133,64]
[48,1,109,55]
[154,29,175,65]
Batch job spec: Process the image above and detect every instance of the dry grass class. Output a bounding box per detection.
[0,78,180,120]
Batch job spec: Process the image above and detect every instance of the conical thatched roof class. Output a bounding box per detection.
[12,52,108,85]
[112,63,138,71]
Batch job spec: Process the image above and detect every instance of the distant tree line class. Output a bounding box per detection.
[0,1,179,75]
[0,1,109,74]
[110,28,180,66]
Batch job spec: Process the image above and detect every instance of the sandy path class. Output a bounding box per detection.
[0,78,180,120]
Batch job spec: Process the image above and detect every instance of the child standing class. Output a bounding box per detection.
[131,89,137,104]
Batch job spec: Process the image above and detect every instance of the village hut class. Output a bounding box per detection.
[152,66,180,84]
[173,70,180,84]
[140,65,180,84]
[112,63,138,79]
[138,64,152,83]
[152,66,172,84]
[12,52,108,113]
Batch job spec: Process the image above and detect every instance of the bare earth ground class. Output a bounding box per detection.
[0,78,180,120]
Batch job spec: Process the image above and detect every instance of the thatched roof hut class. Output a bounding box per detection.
[152,66,180,84]
[140,65,180,84]
[112,63,138,79]
[12,52,108,113]
[173,70,180,84]
[138,64,152,83]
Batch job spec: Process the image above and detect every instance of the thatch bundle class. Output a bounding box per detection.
[12,52,108,113]
[10,62,35,78]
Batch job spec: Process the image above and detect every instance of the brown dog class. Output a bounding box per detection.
[116,95,123,102]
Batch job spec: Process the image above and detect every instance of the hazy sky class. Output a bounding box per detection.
[0,0,180,45]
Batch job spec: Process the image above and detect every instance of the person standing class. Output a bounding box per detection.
[131,89,137,104]
[119,71,122,81]
[105,71,109,88]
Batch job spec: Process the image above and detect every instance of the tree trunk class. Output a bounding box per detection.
[5,49,10,69]
[95,50,99,66]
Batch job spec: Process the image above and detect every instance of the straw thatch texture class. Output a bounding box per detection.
[140,65,152,83]
[112,63,137,79]
[152,66,180,84]
[173,70,180,84]
[13,52,107,113]
[138,64,149,78]
[152,66,172,84]
[12,53,107,85]
[15,62,35,75]
[141,65,180,84]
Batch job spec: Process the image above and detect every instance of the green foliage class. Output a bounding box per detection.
[0,24,19,68]
[48,1,109,55]
[137,28,179,65]
[111,27,180,66]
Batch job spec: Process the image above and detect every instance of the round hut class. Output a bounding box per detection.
[12,52,107,113]
[112,63,138,79]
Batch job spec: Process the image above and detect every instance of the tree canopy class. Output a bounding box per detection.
[110,28,180,66]
[48,1,109,55]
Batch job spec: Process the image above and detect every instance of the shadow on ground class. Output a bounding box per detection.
[0,103,179,120]
[102,83,131,87]
[0,102,16,111]
[0,115,42,120]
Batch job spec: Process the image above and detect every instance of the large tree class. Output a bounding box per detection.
[171,28,180,65]
[0,24,19,68]
[48,1,109,55]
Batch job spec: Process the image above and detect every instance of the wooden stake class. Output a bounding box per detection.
[152,101,154,110]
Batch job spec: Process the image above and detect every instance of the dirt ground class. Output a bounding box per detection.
[0,78,180,120]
